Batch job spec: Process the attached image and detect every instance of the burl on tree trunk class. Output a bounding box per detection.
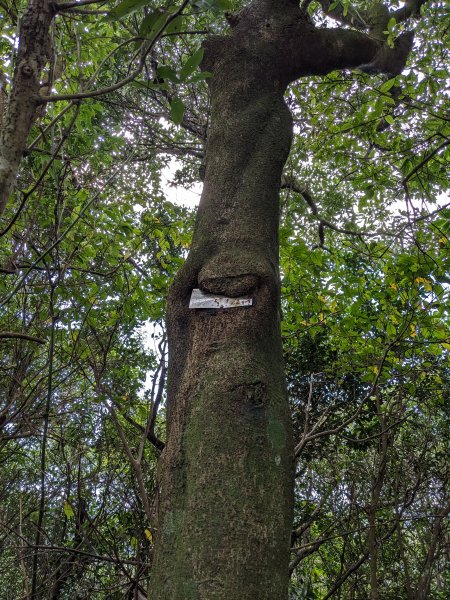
[148,1,416,598]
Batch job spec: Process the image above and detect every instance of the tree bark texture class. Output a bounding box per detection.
[0,0,54,217]
[149,1,417,598]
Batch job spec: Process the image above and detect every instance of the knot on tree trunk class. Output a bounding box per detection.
[20,63,34,77]
[198,250,275,297]
[232,381,266,408]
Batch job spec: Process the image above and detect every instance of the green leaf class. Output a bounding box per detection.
[387,17,397,32]
[180,48,204,81]
[380,78,396,93]
[107,0,150,21]
[188,70,213,83]
[138,9,166,37]
[386,322,396,337]
[132,79,167,91]
[170,98,185,124]
[166,15,184,34]
[63,501,75,519]
[157,65,179,82]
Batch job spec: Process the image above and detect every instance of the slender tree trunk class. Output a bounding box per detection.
[0,0,53,216]
[396,520,415,600]
[148,1,418,598]
[416,500,450,600]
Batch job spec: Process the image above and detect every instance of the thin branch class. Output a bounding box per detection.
[27,544,149,566]
[30,284,56,599]
[27,103,74,152]
[107,403,155,525]
[147,343,167,454]
[341,414,409,444]
[0,104,79,237]
[281,175,370,237]
[320,479,428,599]
[40,0,191,103]
[56,0,108,9]
[322,552,370,600]
[402,139,450,186]
[58,8,109,14]
[26,104,80,194]
[0,332,46,345]
[0,152,135,308]
[294,343,392,457]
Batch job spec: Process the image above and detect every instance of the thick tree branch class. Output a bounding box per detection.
[276,0,422,82]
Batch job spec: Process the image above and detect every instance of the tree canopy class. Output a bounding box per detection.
[0,0,448,598]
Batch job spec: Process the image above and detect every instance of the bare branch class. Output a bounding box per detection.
[0,332,46,344]
[56,0,108,9]
[281,175,369,237]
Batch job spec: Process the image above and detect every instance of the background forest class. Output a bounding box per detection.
[0,0,448,598]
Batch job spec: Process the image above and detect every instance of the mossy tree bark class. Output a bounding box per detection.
[149,1,419,598]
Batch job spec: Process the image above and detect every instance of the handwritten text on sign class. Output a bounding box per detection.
[189,288,253,309]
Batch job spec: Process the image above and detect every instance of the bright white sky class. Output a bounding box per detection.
[160,159,202,209]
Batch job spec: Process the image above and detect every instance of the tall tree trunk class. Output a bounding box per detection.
[149,19,295,600]
[148,1,418,598]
